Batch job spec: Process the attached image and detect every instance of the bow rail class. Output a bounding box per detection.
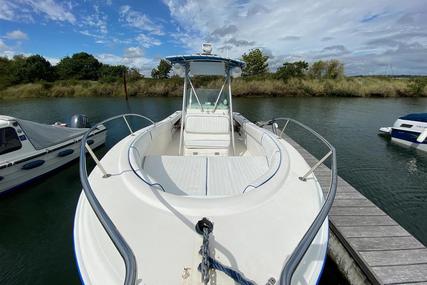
[269,118,337,285]
[79,114,155,285]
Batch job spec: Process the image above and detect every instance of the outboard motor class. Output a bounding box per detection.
[70,114,89,128]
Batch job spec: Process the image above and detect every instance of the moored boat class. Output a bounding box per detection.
[0,115,106,194]
[379,113,427,152]
[74,45,337,285]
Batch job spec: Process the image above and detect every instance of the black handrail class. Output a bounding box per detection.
[79,114,154,285]
[269,118,337,285]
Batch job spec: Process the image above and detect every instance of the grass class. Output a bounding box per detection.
[0,77,426,100]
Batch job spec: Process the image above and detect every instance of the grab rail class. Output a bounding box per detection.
[79,114,155,285]
[269,118,337,285]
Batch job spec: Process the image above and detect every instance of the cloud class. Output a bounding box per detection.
[0,0,18,21]
[97,47,155,75]
[0,39,8,50]
[25,0,76,24]
[281,36,301,41]
[321,37,334,42]
[136,34,162,48]
[164,0,427,75]
[80,5,108,35]
[0,0,75,24]
[5,30,29,40]
[119,5,164,35]
[45,56,60,65]
[211,25,238,37]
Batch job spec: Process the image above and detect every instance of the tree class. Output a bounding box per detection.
[308,60,344,79]
[19,55,54,83]
[55,52,102,80]
[325,59,344,79]
[127,68,143,82]
[151,59,172,79]
[308,60,326,79]
[241,48,269,77]
[99,64,127,82]
[275,61,308,80]
[0,57,13,89]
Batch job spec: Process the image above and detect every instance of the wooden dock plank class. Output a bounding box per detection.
[372,264,427,284]
[348,236,425,251]
[333,199,376,207]
[338,225,411,238]
[282,134,427,285]
[360,249,427,266]
[330,215,398,227]
[335,191,368,200]
[330,206,386,216]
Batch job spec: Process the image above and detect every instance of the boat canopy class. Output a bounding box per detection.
[166,55,245,68]
[166,55,245,76]
[16,118,87,150]
[399,113,427,123]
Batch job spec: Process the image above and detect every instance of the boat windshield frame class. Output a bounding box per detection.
[166,55,244,155]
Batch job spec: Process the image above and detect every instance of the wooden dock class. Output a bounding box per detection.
[285,136,427,285]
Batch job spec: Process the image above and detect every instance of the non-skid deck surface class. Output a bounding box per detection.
[143,155,268,196]
[284,135,427,285]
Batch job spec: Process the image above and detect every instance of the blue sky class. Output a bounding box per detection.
[1,0,426,75]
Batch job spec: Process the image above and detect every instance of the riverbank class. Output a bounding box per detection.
[0,77,426,99]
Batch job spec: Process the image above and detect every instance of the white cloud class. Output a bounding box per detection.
[0,39,8,50]
[25,0,76,23]
[5,30,29,40]
[164,0,427,74]
[0,0,18,21]
[119,5,164,35]
[45,56,60,65]
[0,0,75,24]
[80,5,108,36]
[97,47,155,75]
[136,34,162,48]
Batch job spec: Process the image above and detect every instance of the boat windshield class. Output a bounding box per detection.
[187,88,229,111]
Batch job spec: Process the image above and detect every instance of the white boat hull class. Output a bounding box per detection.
[391,137,427,152]
[74,112,329,285]
[0,129,106,194]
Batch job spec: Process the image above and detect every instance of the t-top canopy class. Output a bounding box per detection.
[165,55,245,69]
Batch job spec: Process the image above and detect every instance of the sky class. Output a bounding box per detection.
[0,0,426,75]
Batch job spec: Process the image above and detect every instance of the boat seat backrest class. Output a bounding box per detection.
[185,114,230,134]
[239,122,282,193]
[184,114,231,151]
[129,132,152,168]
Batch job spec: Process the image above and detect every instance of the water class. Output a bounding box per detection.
[1,96,426,284]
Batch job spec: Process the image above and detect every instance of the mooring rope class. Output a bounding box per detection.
[195,217,256,285]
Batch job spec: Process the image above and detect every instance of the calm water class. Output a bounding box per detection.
[1,96,426,284]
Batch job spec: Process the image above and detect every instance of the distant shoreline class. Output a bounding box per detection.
[1,77,426,99]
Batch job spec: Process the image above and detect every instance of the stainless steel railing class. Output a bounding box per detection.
[79,114,155,285]
[269,118,337,285]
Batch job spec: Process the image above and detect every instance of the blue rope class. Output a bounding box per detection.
[198,257,255,285]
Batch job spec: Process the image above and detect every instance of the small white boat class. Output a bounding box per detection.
[0,115,106,194]
[74,45,337,285]
[380,113,427,152]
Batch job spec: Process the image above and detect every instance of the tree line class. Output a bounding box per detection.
[0,52,142,89]
[0,49,345,90]
[150,48,345,80]
[241,48,345,80]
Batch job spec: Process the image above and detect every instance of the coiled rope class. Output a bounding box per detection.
[195,217,256,285]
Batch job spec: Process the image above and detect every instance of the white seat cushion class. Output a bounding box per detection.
[184,114,231,150]
[185,115,230,134]
[142,155,268,196]
[143,156,206,195]
[207,156,268,196]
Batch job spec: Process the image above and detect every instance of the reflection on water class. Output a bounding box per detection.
[0,96,426,285]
